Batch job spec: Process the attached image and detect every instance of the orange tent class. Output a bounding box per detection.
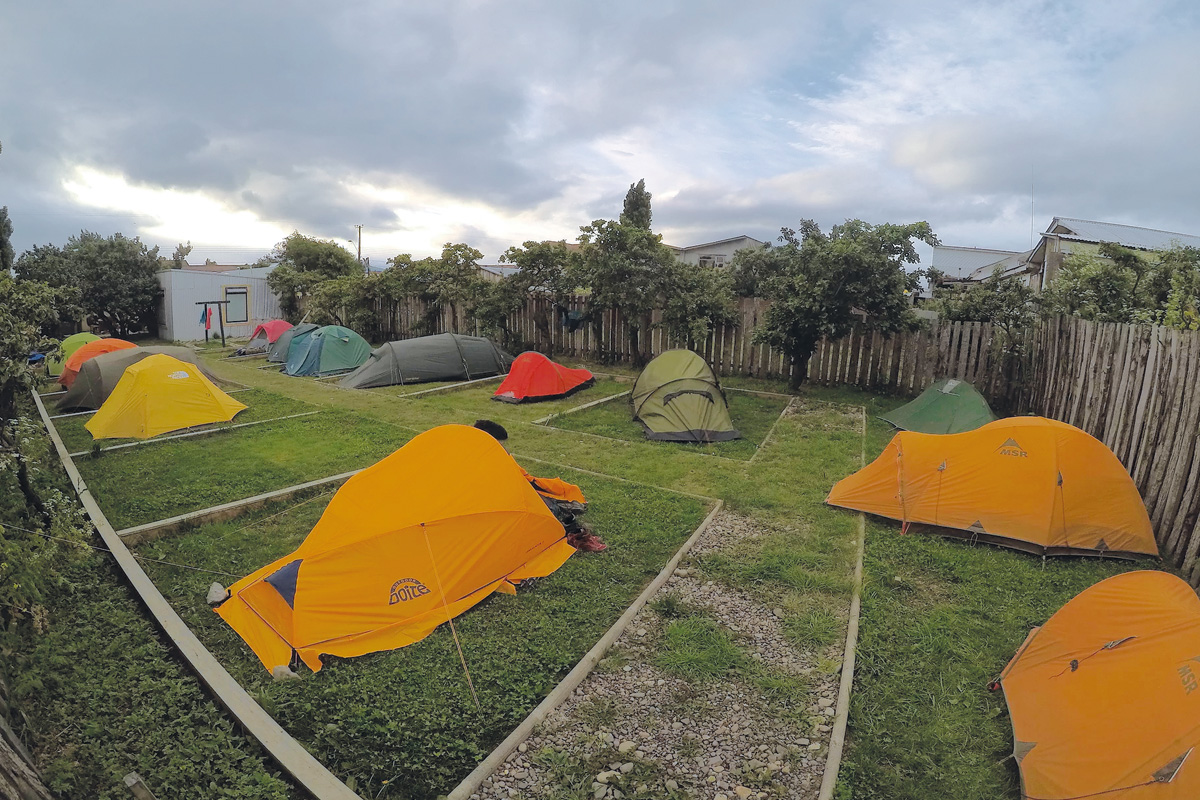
[826,417,1156,557]
[216,424,577,672]
[58,338,137,387]
[493,352,594,403]
[995,571,1200,798]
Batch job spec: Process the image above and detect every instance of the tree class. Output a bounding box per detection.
[487,240,579,348]
[576,218,676,364]
[170,241,192,269]
[263,232,361,321]
[621,179,653,230]
[0,207,13,275]
[932,267,1037,350]
[1160,246,1200,330]
[14,232,162,336]
[656,261,737,349]
[741,219,935,388]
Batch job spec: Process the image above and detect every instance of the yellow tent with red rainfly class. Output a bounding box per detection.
[215,424,577,672]
[826,417,1157,558]
[85,354,247,440]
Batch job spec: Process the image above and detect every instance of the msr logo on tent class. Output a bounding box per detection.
[997,438,1028,458]
[389,577,431,605]
[1179,658,1200,694]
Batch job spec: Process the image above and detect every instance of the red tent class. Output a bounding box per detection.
[493,352,594,403]
[250,320,293,343]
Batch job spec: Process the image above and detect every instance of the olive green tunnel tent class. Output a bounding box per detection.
[630,349,741,443]
[283,325,371,377]
[268,322,317,363]
[339,333,513,389]
[879,377,997,435]
[56,346,228,411]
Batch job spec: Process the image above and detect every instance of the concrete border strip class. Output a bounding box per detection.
[817,405,868,800]
[115,469,362,544]
[746,396,796,465]
[30,390,362,800]
[532,390,629,425]
[68,411,321,457]
[724,386,795,399]
[446,499,724,800]
[513,453,719,503]
[396,374,504,398]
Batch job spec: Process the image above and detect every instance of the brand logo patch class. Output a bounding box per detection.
[167,370,189,379]
[389,577,431,605]
[997,437,1028,458]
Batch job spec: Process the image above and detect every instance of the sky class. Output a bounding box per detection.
[3,0,1200,268]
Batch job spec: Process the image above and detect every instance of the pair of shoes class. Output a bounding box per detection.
[567,531,608,552]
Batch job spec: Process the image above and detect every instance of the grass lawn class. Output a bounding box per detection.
[544,388,791,460]
[134,468,710,799]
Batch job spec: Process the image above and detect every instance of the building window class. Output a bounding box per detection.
[224,286,249,323]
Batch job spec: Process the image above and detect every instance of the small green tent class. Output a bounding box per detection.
[879,378,997,434]
[269,322,317,363]
[631,349,741,443]
[284,325,370,376]
[46,332,100,377]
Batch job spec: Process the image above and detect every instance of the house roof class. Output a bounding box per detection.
[932,246,1028,280]
[666,235,766,253]
[1045,217,1200,251]
[184,262,252,272]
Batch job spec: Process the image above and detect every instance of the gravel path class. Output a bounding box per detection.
[472,511,847,800]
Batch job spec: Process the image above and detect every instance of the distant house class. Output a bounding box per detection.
[1024,217,1200,290]
[665,235,766,268]
[927,245,1030,293]
[157,266,283,342]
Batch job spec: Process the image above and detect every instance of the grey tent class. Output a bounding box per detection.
[57,346,228,411]
[339,333,513,389]
[268,323,318,363]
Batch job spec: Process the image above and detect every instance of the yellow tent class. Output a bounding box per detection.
[826,417,1157,557]
[216,424,577,672]
[85,354,247,440]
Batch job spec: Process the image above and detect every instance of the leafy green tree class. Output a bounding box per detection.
[482,240,579,348]
[263,232,361,321]
[656,261,737,350]
[0,206,13,274]
[621,179,653,230]
[170,241,192,269]
[1160,246,1200,330]
[576,218,676,364]
[743,219,935,388]
[15,232,161,336]
[931,267,1037,350]
[727,240,780,297]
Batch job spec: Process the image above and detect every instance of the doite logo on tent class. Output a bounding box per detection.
[997,437,1028,458]
[389,577,431,605]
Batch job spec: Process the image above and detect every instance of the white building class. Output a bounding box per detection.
[667,235,766,267]
[157,266,282,342]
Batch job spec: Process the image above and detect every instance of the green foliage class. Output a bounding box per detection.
[14,232,160,336]
[170,241,192,269]
[262,232,361,321]
[0,206,13,274]
[931,267,1037,349]
[735,219,935,387]
[656,616,744,680]
[655,261,737,349]
[621,178,653,230]
[1162,247,1200,329]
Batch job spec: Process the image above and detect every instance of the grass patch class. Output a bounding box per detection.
[782,599,843,649]
[134,467,709,799]
[546,390,789,460]
[655,616,745,681]
[702,529,855,599]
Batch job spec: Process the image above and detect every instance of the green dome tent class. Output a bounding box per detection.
[339,333,513,389]
[284,325,370,377]
[631,349,741,443]
[879,377,997,434]
[45,332,100,377]
[269,322,317,363]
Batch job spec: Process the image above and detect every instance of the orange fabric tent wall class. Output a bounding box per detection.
[493,351,594,403]
[826,417,1156,557]
[997,571,1200,798]
[58,338,136,387]
[216,425,577,672]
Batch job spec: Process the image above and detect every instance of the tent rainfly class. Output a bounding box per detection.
[215,424,576,672]
[994,571,1200,799]
[268,322,318,363]
[243,320,293,354]
[86,354,247,440]
[57,346,227,411]
[630,349,741,443]
[879,378,997,434]
[826,417,1157,558]
[59,338,138,387]
[339,333,513,389]
[284,325,371,376]
[493,352,594,403]
[45,332,100,377]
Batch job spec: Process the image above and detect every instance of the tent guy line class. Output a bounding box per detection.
[67,410,321,457]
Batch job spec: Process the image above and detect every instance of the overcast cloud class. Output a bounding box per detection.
[3,0,1199,265]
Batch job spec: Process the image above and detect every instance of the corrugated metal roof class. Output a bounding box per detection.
[931,246,1026,279]
[1049,217,1200,251]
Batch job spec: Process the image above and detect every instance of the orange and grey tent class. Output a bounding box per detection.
[826,417,1156,557]
[216,424,577,672]
[59,338,137,387]
[493,352,594,403]
[86,354,247,440]
[994,570,1200,798]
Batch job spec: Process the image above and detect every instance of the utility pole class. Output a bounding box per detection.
[354,224,364,274]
